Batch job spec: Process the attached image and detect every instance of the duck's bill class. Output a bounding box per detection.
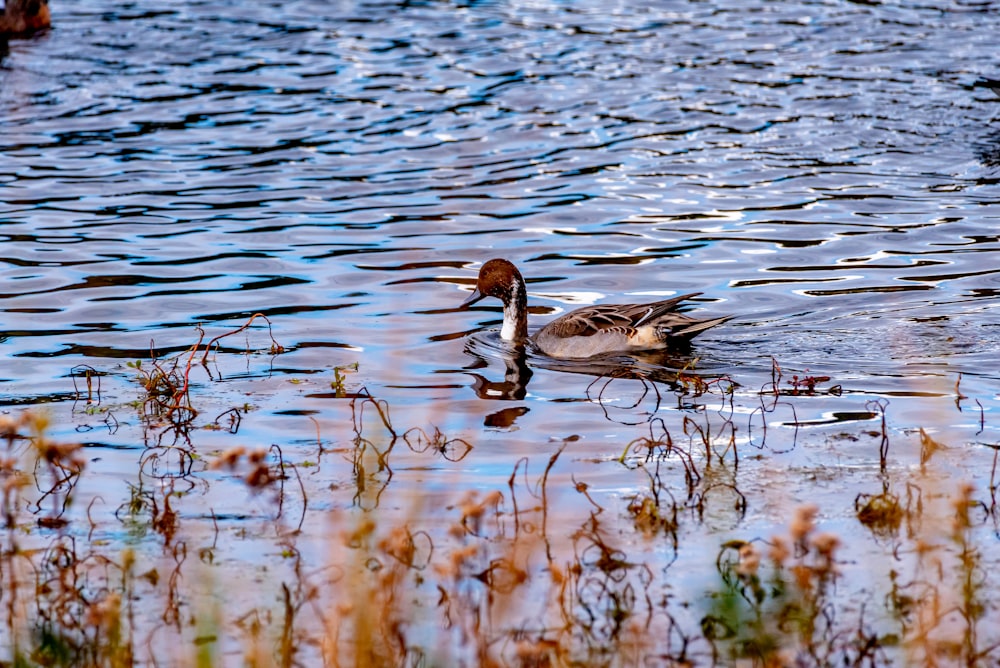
[460,287,484,308]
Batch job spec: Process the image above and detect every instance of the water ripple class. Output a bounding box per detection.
[1,0,998,403]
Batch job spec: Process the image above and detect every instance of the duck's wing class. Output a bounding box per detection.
[538,293,703,339]
[618,293,703,327]
[533,295,730,357]
[538,304,638,339]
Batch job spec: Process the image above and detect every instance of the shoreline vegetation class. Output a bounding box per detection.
[2,317,998,666]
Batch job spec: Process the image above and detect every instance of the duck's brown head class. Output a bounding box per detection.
[460,258,524,308]
[26,0,51,32]
[2,0,50,34]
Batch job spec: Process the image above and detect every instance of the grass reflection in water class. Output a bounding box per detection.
[1,323,998,666]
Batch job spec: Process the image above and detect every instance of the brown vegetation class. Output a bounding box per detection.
[1,337,998,666]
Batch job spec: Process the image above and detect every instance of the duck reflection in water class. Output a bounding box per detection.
[465,332,735,429]
[462,340,533,428]
[465,346,532,401]
[0,0,50,36]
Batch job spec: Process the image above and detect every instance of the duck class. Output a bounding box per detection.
[0,0,50,36]
[460,258,732,359]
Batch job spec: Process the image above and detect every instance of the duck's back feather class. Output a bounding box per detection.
[531,293,730,358]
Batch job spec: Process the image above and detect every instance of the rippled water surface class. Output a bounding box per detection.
[3,0,1000,663]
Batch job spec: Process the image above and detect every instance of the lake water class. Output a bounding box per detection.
[2,0,1000,664]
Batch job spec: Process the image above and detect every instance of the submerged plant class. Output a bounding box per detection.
[4,346,1000,667]
[330,361,359,398]
[702,505,886,666]
[856,485,904,539]
[127,314,285,427]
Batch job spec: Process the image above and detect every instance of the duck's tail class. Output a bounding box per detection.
[664,314,734,341]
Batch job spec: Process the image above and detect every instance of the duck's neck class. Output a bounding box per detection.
[500,278,529,342]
